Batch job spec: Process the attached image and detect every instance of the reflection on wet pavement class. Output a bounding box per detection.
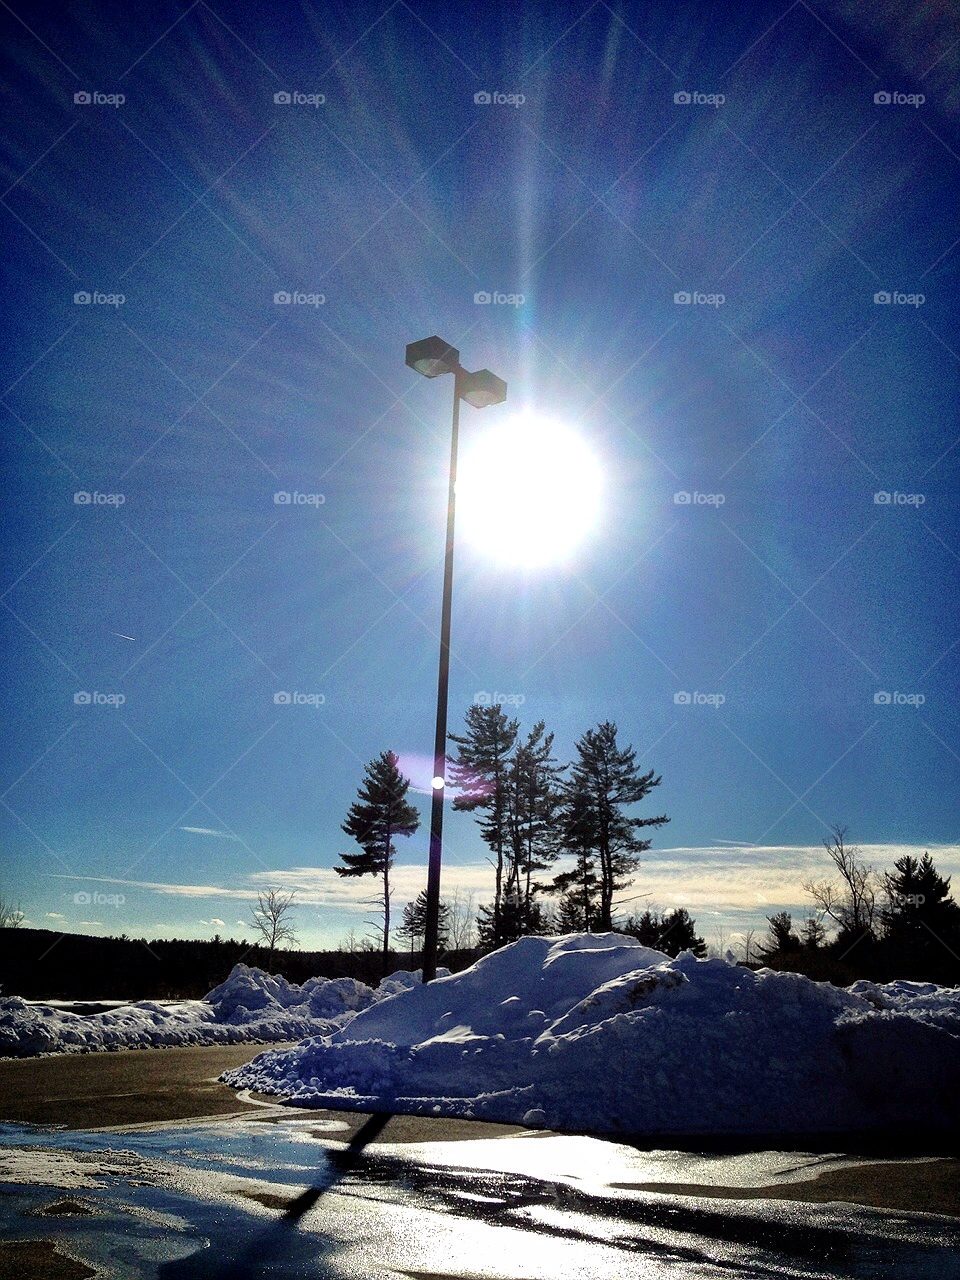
[0,1117,957,1279]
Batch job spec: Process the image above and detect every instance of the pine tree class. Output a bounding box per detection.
[556,721,669,930]
[449,705,518,943]
[553,889,590,934]
[619,907,661,948]
[338,750,420,973]
[799,914,826,950]
[881,853,960,980]
[656,907,707,957]
[552,784,601,932]
[619,907,707,956]
[757,911,801,959]
[397,890,450,954]
[504,721,565,936]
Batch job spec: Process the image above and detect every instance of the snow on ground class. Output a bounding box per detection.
[0,964,428,1058]
[222,933,960,1136]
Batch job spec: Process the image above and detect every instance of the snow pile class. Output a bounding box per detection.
[0,964,416,1058]
[222,934,960,1135]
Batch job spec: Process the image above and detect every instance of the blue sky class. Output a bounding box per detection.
[1,0,958,955]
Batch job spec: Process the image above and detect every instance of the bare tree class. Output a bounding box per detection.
[739,928,757,965]
[338,927,359,954]
[446,887,476,951]
[803,825,878,946]
[0,898,25,928]
[250,889,299,965]
[708,925,727,959]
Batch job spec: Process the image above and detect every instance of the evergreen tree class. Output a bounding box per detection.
[476,884,550,948]
[619,907,661,948]
[757,911,801,959]
[552,784,601,932]
[338,751,420,973]
[799,914,827,950]
[881,854,960,980]
[619,907,707,957]
[397,890,450,954]
[655,907,707,958]
[553,888,591,934]
[504,721,565,936]
[449,705,519,944]
[556,722,669,930]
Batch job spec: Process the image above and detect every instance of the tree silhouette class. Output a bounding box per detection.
[449,704,518,943]
[397,890,450,954]
[338,750,420,974]
[556,722,669,930]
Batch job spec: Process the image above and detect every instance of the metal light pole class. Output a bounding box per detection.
[405,337,506,982]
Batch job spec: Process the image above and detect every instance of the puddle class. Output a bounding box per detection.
[0,1117,956,1279]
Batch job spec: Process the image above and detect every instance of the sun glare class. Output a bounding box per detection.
[455,414,602,567]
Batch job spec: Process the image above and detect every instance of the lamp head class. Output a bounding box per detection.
[405,336,460,378]
[459,368,508,408]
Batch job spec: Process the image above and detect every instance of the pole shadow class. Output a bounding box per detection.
[158,1111,394,1280]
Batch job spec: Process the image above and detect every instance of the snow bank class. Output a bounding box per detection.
[222,934,960,1136]
[0,964,424,1058]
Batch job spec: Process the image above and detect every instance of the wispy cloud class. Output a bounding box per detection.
[51,874,259,901]
[180,826,241,840]
[44,911,65,919]
[48,842,956,941]
[48,865,491,908]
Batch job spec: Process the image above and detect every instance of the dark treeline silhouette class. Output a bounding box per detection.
[0,929,481,1001]
[755,829,960,985]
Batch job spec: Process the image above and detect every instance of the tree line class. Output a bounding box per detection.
[754,825,960,984]
[0,927,485,1001]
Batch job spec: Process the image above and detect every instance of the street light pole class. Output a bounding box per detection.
[422,371,461,982]
[405,337,507,983]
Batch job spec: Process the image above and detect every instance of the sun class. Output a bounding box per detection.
[455,414,602,567]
